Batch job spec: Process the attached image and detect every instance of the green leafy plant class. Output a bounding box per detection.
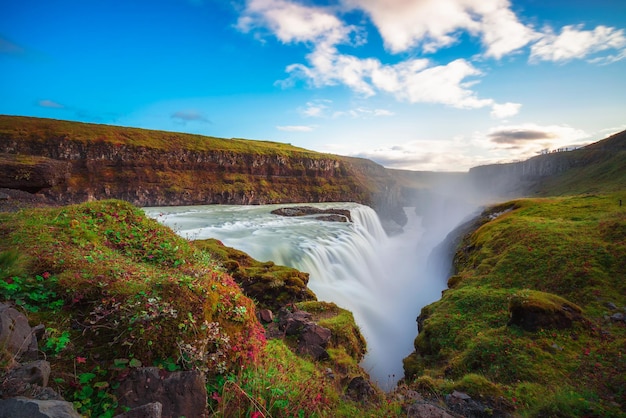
[0,273,64,312]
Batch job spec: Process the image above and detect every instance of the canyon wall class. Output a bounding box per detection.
[0,116,405,224]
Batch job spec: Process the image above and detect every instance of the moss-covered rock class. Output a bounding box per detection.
[507,289,583,331]
[194,238,316,311]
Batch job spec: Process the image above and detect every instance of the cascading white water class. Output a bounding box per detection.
[144,201,473,390]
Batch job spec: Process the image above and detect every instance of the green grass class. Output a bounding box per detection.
[0,115,326,157]
[404,193,626,416]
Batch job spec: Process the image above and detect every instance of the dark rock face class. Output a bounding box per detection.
[0,398,81,418]
[271,206,352,222]
[116,367,208,418]
[345,376,376,403]
[0,116,407,226]
[1,360,51,395]
[507,296,583,332]
[277,308,332,361]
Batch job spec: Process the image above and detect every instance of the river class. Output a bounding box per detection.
[144,202,470,390]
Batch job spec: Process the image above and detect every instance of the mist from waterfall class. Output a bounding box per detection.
[145,198,479,390]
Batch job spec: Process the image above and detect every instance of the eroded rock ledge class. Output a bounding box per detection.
[271,206,353,222]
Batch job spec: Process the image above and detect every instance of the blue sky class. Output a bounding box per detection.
[1,0,625,171]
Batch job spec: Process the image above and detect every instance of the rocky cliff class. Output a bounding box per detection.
[467,129,626,196]
[0,116,405,224]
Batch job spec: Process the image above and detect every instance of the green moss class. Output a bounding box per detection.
[297,301,367,362]
[194,238,316,311]
[405,193,626,415]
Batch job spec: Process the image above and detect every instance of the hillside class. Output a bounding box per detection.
[402,130,626,416]
[468,129,626,197]
[0,115,404,225]
[0,200,403,417]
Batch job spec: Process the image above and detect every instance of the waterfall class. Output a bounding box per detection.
[144,202,465,390]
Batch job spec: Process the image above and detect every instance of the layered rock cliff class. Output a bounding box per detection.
[0,116,405,224]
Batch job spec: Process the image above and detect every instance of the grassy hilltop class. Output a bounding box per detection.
[402,131,626,417]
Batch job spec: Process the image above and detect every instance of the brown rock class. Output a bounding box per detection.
[258,309,274,323]
[0,303,33,359]
[406,402,455,418]
[0,398,81,418]
[116,367,207,418]
[114,402,163,418]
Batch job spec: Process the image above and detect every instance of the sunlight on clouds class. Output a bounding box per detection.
[343,0,536,58]
[349,123,590,172]
[490,102,521,119]
[478,123,589,160]
[237,0,350,44]
[242,0,518,114]
[351,138,483,172]
[530,25,626,63]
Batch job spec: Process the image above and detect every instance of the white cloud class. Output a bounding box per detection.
[299,100,331,117]
[332,106,394,118]
[530,25,626,63]
[242,0,516,114]
[342,0,537,58]
[237,0,351,45]
[276,125,315,132]
[490,102,521,119]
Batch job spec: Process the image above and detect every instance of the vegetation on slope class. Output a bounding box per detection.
[0,115,324,157]
[0,199,400,417]
[403,194,626,417]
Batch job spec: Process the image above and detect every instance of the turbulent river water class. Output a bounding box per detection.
[144,202,470,390]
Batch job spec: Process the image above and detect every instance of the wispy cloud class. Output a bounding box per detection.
[299,100,331,117]
[352,137,481,172]
[276,125,315,132]
[38,99,65,109]
[530,25,626,63]
[332,107,394,118]
[171,110,211,123]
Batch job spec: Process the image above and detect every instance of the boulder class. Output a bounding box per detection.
[297,324,331,360]
[258,309,274,323]
[406,402,455,418]
[113,402,163,418]
[0,398,81,418]
[444,390,494,418]
[2,359,50,389]
[0,303,33,359]
[344,376,375,403]
[279,309,312,335]
[277,308,331,360]
[116,368,207,418]
[507,291,583,332]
